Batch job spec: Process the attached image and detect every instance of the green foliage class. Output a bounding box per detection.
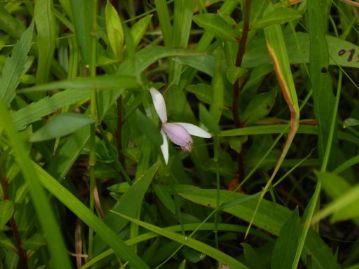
[105,1,124,59]
[193,13,238,42]
[34,0,57,83]
[271,210,302,269]
[0,1,358,269]
[0,24,33,105]
[30,112,94,142]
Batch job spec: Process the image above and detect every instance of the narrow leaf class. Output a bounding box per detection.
[308,0,336,163]
[252,7,301,29]
[131,15,152,48]
[12,89,91,130]
[0,101,72,269]
[193,13,238,42]
[0,201,14,229]
[271,210,302,269]
[31,161,150,269]
[176,185,339,269]
[19,75,139,93]
[34,0,57,83]
[105,1,124,59]
[0,25,33,105]
[30,112,94,142]
[70,0,93,64]
[114,212,248,269]
[155,0,172,46]
[93,163,159,254]
[313,172,359,223]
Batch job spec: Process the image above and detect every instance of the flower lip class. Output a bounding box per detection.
[162,122,193,151]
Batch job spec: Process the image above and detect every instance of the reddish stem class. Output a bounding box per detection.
[232,0,251,128]
[1,177,28,269]
[232,0,251,182]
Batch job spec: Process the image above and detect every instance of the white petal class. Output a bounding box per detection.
[160,130,169,164]
[149,88,167,123]
[175,122,212,138]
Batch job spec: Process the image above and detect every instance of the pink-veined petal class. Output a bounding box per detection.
[149,88,167,123]
[175,122,212,138]
[162,123,193,151]
[160,130,169,164]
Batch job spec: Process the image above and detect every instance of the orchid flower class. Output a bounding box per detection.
[149,88,212,164]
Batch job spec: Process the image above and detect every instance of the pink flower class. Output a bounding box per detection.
[149,88,212,164]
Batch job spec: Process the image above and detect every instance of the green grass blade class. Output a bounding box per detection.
[334,155,359,174]
[219,125,359,145]
[293,3,341,266]
[313,172,359,223]
[12,89,91,130]
[243,33,359,68]
[193,13,238,42]
[105,1,124,59]
[0,24,33,105]
[271,210,302,269]
[0,200,14,230]
[0,5,25,39]
[176,185,340,269]
[30,112,94,142]
[172,0,195,47]
[83,222,257,269]
[155,0,172,46]
[32,161,150,269]
[93,163,159,253]
[252,7,301,29]
[210,48,224,123]
[18,75,139,93]
[47,126,90,178]
[34,0,57,83]
[117,46,204,76]
[114,212,249,269]
[309,0,336,163]
[70,0,93,64]
[0,101,73,269]
[265,27,299,113]
[245,15,300,237]
[130,15,152,48]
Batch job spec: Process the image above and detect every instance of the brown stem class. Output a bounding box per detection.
[232,0,252,128]
[115,96,125,165]
[9,218,28,269]
[232,75,248,128]
[1,177,28,269]
[232,0,251,183]
[232,0,251,128]
[235,0,251,68]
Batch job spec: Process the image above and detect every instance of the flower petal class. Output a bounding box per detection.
[162,123,193,151]
[175,122,212,138]
[149,88,167,123]
[160,130,169,164]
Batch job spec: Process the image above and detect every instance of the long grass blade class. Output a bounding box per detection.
[0,101,73,269]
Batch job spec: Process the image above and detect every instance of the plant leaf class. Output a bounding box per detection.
[105,1,124,59]
[0,25,33,105]
[34,0,57,83]
[30,112,94,142]
[114,212,249,269]
[176,185,340,269]
[193,13,238,42]
[253,7,301,29]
